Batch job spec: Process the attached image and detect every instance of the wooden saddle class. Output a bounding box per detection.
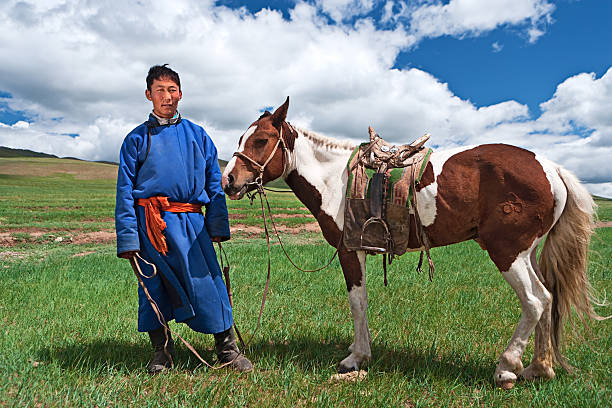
[344,126,435,281]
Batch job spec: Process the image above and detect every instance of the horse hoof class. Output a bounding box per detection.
[337,355,360,374]
[521,364,555,382]
[337,363,358,374]
[494,370,517,389]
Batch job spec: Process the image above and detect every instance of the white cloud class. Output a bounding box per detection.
[492,41,503,52]
[0,0,610,198]
[316,0,376,22]
[408,0,554,41]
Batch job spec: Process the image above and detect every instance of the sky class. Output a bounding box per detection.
[0,0,610,197]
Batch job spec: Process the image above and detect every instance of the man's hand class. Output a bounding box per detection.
[118,250,138,259]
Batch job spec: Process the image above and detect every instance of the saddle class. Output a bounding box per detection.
[359,127,431,172]
[343,126,435,281]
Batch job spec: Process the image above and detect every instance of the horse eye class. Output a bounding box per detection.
[253,139,268,147]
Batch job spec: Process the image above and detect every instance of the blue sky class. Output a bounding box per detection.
[0,0,610,196]
[402,0,611,115]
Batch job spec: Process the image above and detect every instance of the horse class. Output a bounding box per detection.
[221,97,605,388]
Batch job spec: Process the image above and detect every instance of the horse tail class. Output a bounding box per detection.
[539,166,606,371]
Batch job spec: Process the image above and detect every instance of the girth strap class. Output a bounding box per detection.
[137,197,202,255]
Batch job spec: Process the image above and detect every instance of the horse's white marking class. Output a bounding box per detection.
[496,242,551,384]
[286,128,354,229]
[416,146,474,227]
[535,155,567,228]
[339,251,371,370]
[239,125,258,151]
[223,125,258,177]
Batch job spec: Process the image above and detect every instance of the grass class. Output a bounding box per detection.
[0,158,611,407]
[595,197,612,222]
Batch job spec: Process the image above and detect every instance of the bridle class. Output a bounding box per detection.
[232,125,286,187]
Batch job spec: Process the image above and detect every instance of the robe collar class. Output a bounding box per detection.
[149,110,181,126]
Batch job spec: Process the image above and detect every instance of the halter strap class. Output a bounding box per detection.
[233,126,286,180]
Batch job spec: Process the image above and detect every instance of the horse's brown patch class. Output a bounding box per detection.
[338,246,363,290]
[416,162,434,191]
[426,144,555,271]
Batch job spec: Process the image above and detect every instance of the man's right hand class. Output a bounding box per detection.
[118,251,138,259]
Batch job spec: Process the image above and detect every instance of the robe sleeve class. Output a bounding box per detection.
[115,133,141,254]
[202,130,231,241]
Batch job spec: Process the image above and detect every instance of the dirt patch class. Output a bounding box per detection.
[0,233,15,247]
[70,230,116,244]
[231,222,320,235]
[0,229,116,246]
[595,221,612,228]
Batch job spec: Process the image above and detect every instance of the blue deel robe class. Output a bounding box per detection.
[115,114,232,334]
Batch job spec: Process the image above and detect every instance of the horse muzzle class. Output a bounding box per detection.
[222,173,251,200]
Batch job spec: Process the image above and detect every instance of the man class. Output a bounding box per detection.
[115,64,252,374]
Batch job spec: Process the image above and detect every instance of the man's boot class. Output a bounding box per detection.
[214,327,253,372]
[147,327,175,374]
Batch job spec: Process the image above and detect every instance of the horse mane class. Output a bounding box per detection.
[293,125,356,151]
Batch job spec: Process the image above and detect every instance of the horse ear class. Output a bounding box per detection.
[271,96,290,128]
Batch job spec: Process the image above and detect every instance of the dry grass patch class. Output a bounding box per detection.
[0,157,117,180]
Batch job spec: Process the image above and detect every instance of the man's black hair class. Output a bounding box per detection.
[146,64,181,91]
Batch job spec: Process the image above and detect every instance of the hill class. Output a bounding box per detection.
[0,146,59,159]
[0,146,290,189]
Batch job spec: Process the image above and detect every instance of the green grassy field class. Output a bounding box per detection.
[1,158,610,407]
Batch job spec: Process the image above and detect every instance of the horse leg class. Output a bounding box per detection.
[495,249,552,388]
[521,250,556,381]
[337,249,371,373]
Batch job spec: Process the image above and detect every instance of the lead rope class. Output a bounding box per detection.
[247,180,342,273]
[129,253,244,370]
[238,179,343,332]
[216,242,246,349]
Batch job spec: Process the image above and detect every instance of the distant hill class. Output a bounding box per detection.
[0,145,290,189]
[0,146,58,159]
[0,146,116,164]
[593,195,611,201]
[0,146,229,168]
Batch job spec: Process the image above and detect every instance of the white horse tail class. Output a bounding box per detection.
[539,166,606,371]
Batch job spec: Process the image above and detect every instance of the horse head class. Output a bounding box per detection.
[222,97,291,200]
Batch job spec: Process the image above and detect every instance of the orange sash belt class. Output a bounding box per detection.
[137,197,202,255]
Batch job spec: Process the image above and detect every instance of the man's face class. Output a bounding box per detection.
[145,77,182,119]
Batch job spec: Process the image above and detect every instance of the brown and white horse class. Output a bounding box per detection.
[221,97,604,388]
